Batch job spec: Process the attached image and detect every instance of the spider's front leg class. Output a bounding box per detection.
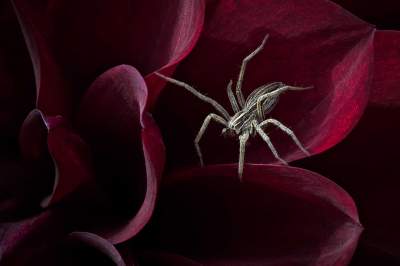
[195,113,228,166]
[238,131,250,180]
[259,118,310,156]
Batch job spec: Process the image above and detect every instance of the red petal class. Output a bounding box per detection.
[294,105,400,262]
[76,65,165,243]
[12,0,205,116]
[139,164,362,266]
[154,0,374,169]
[19,109,93,208]
[370,30,400,106]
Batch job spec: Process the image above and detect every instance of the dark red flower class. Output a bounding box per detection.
[2,0,398,265]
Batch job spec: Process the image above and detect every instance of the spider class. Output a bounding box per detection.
[156,34,311,179]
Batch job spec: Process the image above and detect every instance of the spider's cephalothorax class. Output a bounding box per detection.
[156,35,311,179]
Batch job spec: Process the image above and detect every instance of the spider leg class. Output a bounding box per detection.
[195,113,228,167]
[238,131,250,180]
[253,121,288,165]
[236,34,269,107]
[259,119,310,156]
[226,80,240,113]
[155,72,230,120]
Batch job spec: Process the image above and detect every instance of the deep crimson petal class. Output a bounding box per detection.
[19,109,93,208]
[294,105,400,262]
[138,164,362,266]
[370,30,400,106]
[76,65,165,244]
[155,0,374,169]
[12,0,205,116]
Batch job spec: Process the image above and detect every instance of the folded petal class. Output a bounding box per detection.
[155,0,374,169]
[137,164,362,266]
[370,30,400,106]
[1,215,126,265]
[19,109,93,208]
[295,105,400,262]
[76,65,165,243]
[12,0,205,116]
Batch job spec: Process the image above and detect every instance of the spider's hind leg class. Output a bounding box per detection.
[259,118,310,156]
[195,114,228,166]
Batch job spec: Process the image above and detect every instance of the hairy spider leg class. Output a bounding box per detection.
[253,120,287,165]
[195,113,228,166]
[259,119,310,156]
[226,80,240,113]
[236,34,269,107]
[155,72,230,120]
[238,131,250,179]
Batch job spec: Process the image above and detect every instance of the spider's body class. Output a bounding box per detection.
[156,35,311,179]
[226,82,283,136]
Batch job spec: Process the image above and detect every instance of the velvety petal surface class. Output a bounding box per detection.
[294,105,400,263]
[76,65,165,244]
[155,0,374,170]
[19,109,93,208]
[12,0,205,116]
[370,30,400,106]
[134,164,362,266]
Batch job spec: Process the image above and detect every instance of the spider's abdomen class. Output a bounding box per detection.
[245,82,283,117]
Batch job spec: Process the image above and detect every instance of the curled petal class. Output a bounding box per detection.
[12,0,205,116]
[76,65,165,243]
[370,30,400,106]
[155,0,374,168]
[19,109,93,208]
[139,164,362,266]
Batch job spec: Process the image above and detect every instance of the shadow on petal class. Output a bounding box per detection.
[135,164,362,266]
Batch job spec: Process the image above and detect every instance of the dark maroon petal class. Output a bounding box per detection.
[332,0,400,29]
[62,232,126,266]
[1,214,127,265]
[294,105,400,262]
[12,0,205,116]
[137,164,362,266]
[19,109,93,208]
[76,65,165,243]
[155,0,374,169]
[370,30,400,106]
